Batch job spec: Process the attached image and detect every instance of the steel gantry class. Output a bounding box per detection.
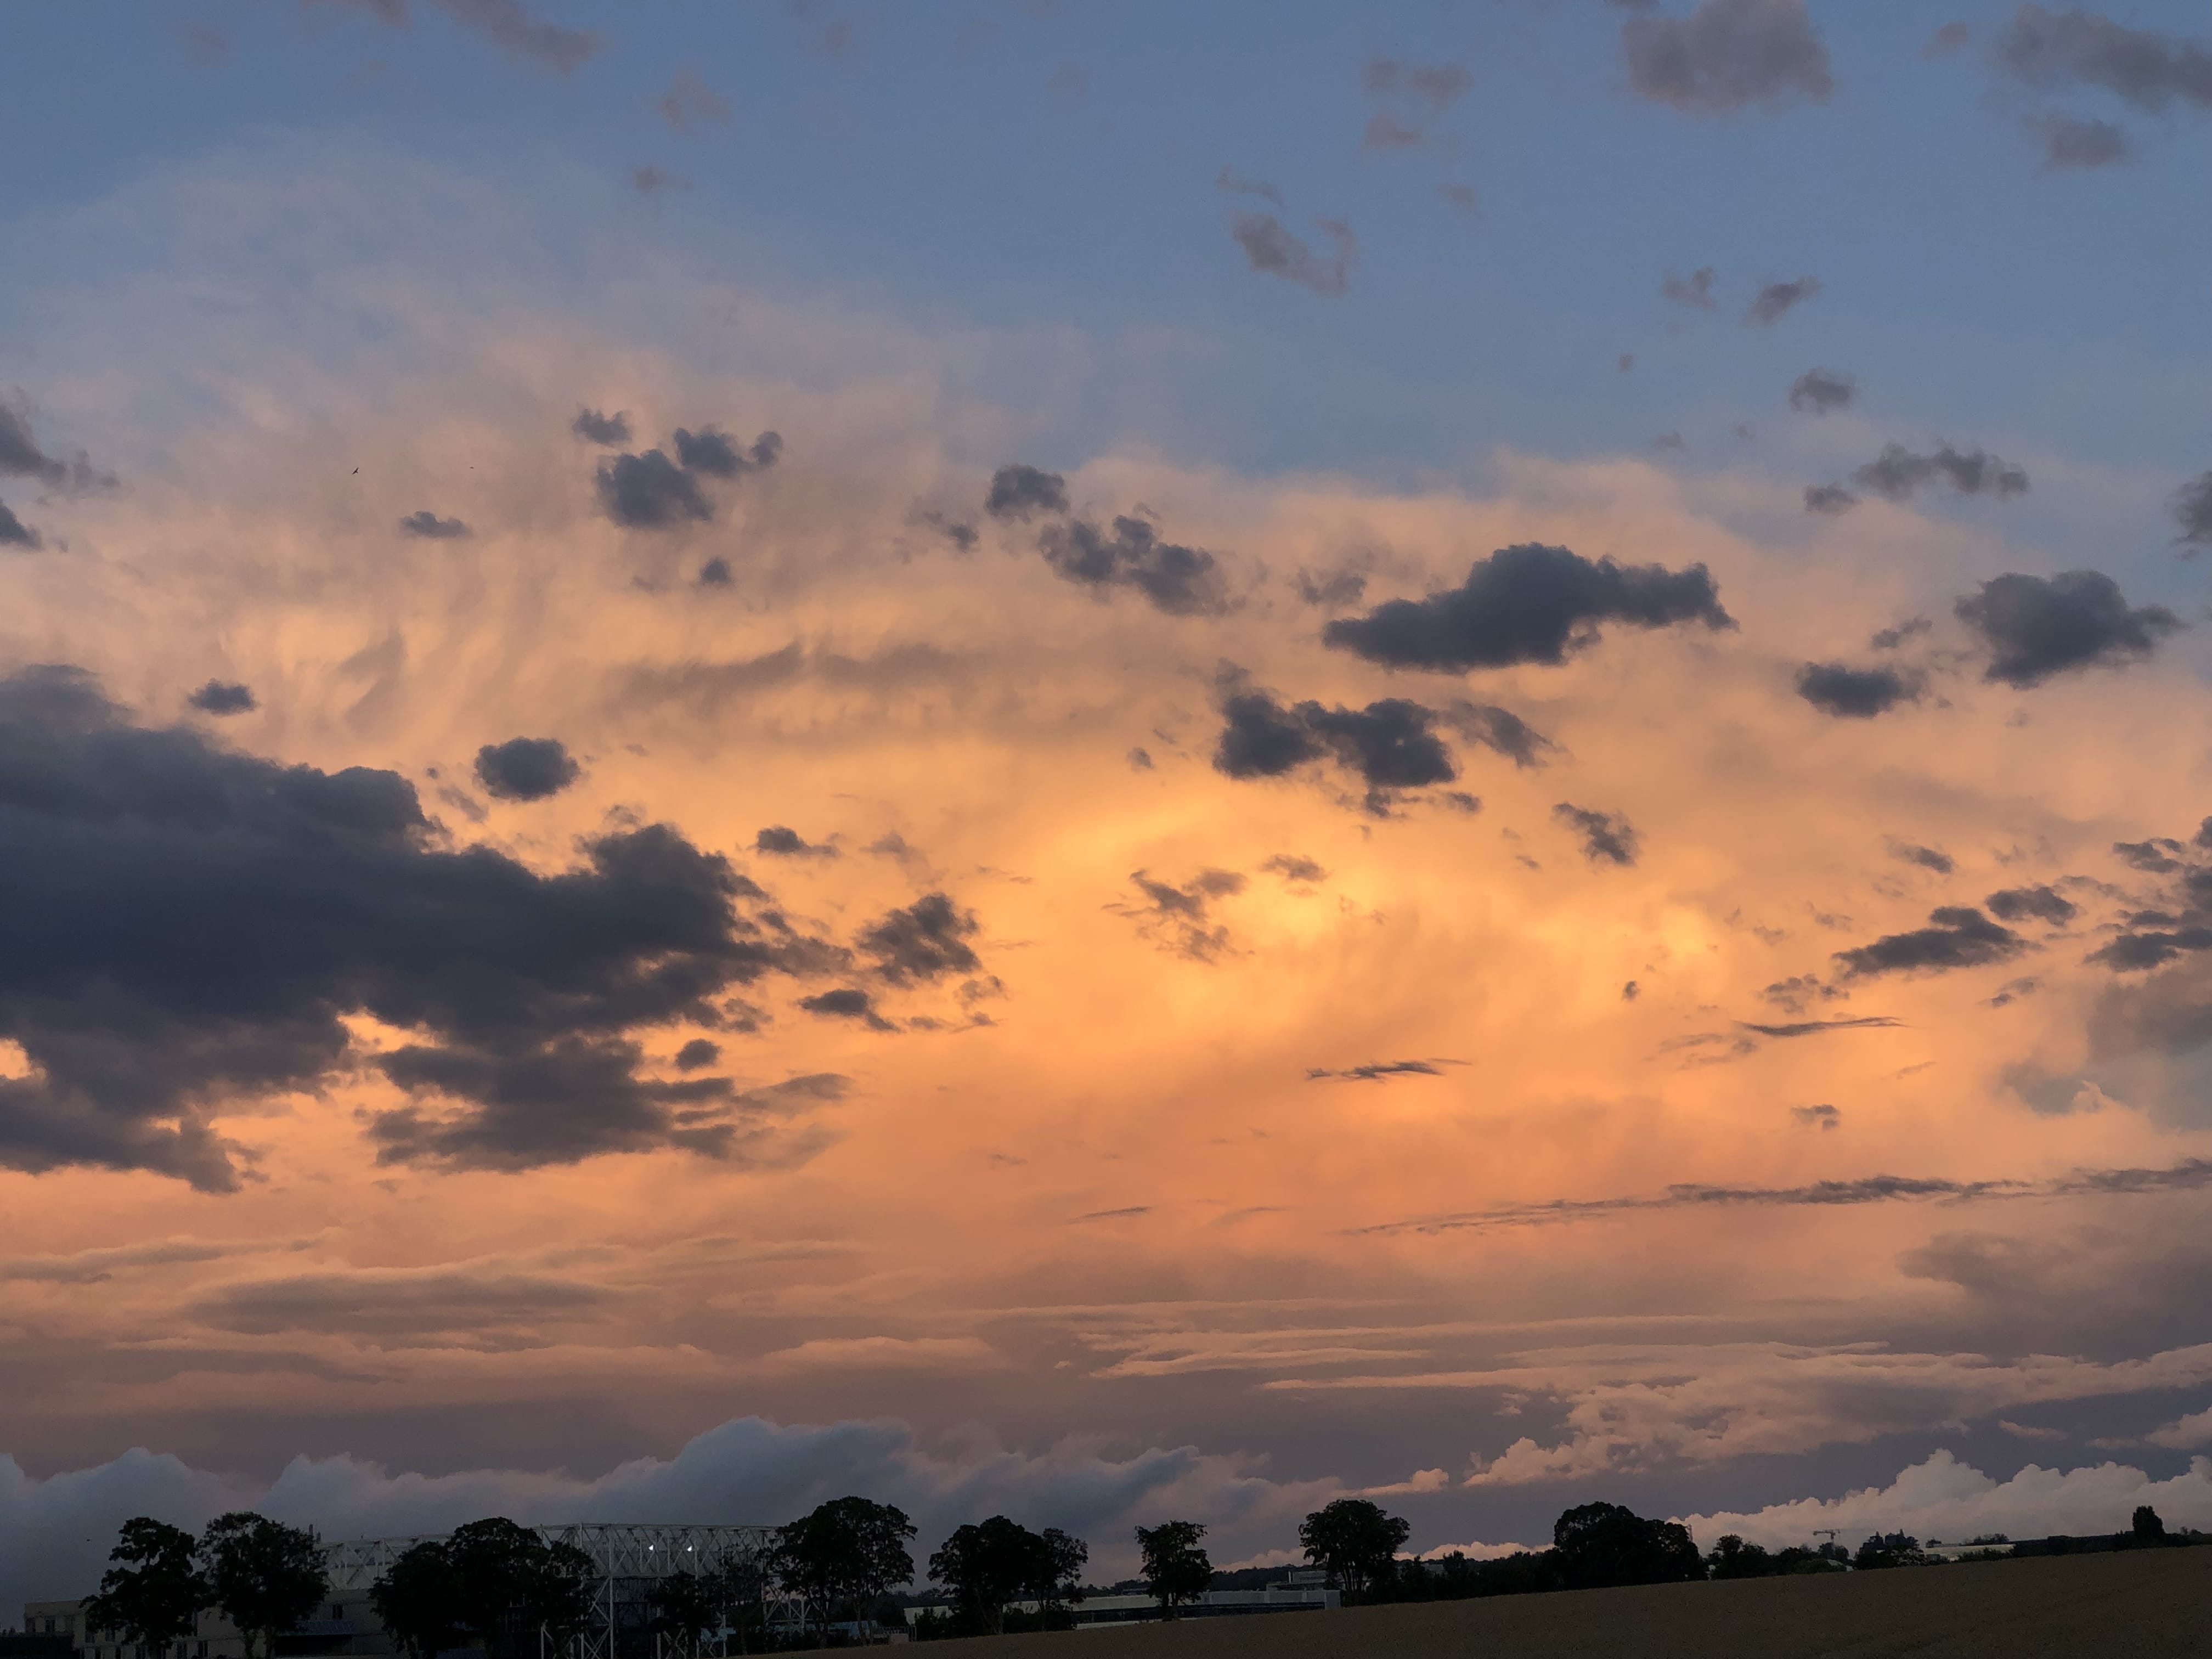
[322,1523,793,1659]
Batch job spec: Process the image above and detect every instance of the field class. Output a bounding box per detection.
[927,1550,2212,1657]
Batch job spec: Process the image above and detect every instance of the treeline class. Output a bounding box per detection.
[76,1515,328,1659]
[70,1495,2199,1655]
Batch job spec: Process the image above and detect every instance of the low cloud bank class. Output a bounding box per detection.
[0,1417,1333,1614]
[1681,1449,2212,1549]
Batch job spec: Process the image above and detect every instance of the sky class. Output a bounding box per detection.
[6,0,2212,1610]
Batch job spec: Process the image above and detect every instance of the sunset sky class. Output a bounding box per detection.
[8,0,2212,1607]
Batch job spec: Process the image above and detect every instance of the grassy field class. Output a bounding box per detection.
[926,1550,2212,1657]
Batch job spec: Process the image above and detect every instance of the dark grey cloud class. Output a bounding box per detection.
[1833,906,2028,978]
[1660,266,1717,309]
[673,427,781,478]
[1871,617,1932,650]
[1115,868,1246,962]
[1954,569,2182,687]
[2173,471,2212,548]
[2114,837,2184,873]
[1651,431,1686,452]
[916,510,978,551]
[1360,1152,2212,1235]
[673,1037,721,1070]
[1853,442,2028,502]
[1229,213,1356,297]
[799,987,896,1031]
[1739,1016,1903,1037]
[1992,4,2212,114]
[1214,682,1325,780]
[1792,1103,1841,1129]
[188,681,257,716]
[1623,0,1833,113]
[985,464,1069,520]
[655,65,730,134]
[1889,840,1954,875]
[857,893,981,985]
[1745,275,1822,325]
[1295,566,1368,609]
[571,407,631,445]
[1926,21,1972,57]
[0,402,111,496]
[1787,368,1857,414]
[2073,832,2212,974]
[1305,1059,1451,1082]
[1360,58,1471,150]
[1553,803,1639,867]
[473,736,580,802]
[1261,854,1327,884]
[399,510,470,540]
[1210,676,1459,813]
[1126,746,1153,770]
[755,826,837,859]
[1763,974,1841,1012]
[698,557,732,586]
[2090,927,2212,972]
[1039,514,1228,616]
[595,449,710,528]
[2034,112,2129,169]
[631,165,690,195]
[595,424,777,528]
[0,407,67,484]
[1795,661,1918,719]
[0,498,37,549]
[1213,166,1285,208]
[0,665,848,1188]
[1322,541,1732,673]
[1444,702,1556,768]
[323,0,602,74]
[1987,885,2078,926]
[187,1266,609,1338]
[1802,483,1858,516]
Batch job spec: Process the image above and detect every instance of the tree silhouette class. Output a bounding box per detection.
[927,1517,1088,1635]
[435,1520,593,1659]
[1134,1522,1211,1618]
[1029,1529,1088,1614]
[82,1520,209,1659]
[646,1570,720,1658]
[199,1514,328,1659]
[1551,1503,1702,1590]
[769,1498,916,1643]
[2134,1505,2166,1544]
[1297,1500,1410,1601]
[368,1541,464,1659]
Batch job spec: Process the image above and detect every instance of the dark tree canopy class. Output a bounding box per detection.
[645,1569,721,1657]
[82,1519,209,1656]
[1135,1521,1211,1617]
[927,1517,1088,1636]
[441,1519,594,1658]
[1297,1499,1410,1601]
[200,1513,328,1659]
[770,1497,916,1639]
[1550,1502,1703,1590]
[368,1542,465,1659]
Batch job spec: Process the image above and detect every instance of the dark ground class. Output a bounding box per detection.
[922,1549,2212,1657]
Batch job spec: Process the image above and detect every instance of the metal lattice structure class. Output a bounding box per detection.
[324,1524,792,1659]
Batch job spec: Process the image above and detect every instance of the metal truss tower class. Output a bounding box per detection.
[323,1523,793,1659]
